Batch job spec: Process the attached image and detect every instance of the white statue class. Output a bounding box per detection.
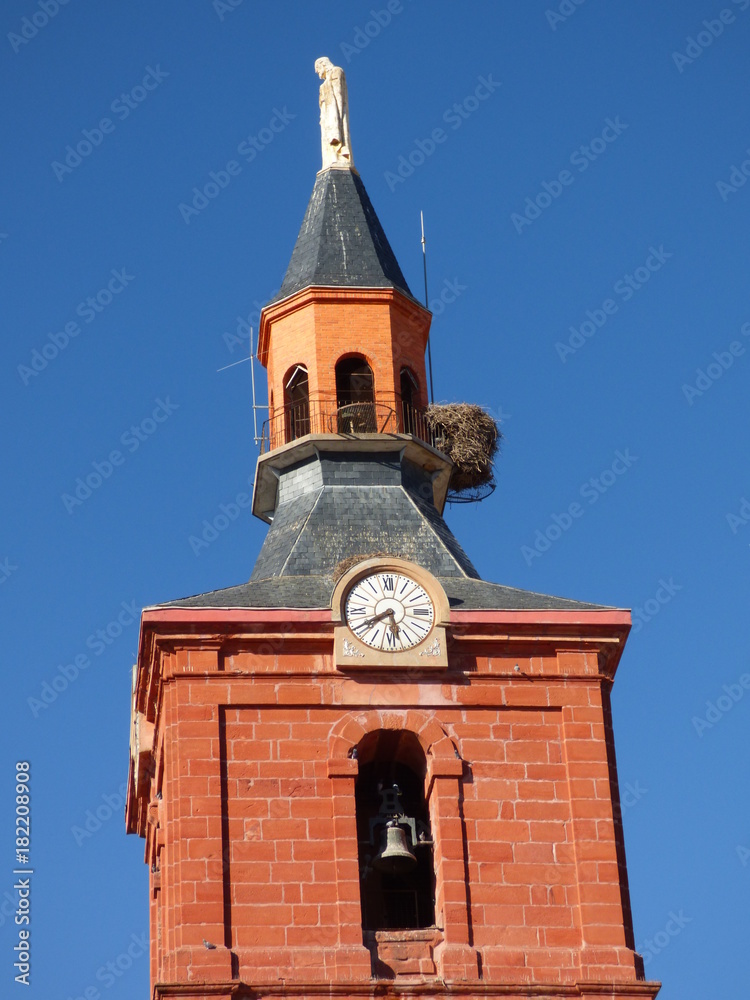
[315,57,353,169]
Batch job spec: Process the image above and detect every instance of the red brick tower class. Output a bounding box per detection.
[126,61,659,1000]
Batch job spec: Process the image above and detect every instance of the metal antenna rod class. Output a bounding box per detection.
[216,329,267,448]
[249,326,260,446]
[421,211,435,405]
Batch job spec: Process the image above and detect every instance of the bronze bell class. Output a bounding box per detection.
[372,821,417,875]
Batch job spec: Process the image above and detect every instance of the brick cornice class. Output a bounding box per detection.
[154,980,661,999]
[140,606,630,627]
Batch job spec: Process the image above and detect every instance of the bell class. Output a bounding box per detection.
[372,821,417,875]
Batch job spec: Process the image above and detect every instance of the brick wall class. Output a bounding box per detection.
[129,608,658,999]
[259,287,431,429]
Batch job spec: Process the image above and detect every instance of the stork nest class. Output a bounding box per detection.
[424,403,501,494]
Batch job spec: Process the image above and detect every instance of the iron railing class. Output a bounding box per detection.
[260,399,440,455]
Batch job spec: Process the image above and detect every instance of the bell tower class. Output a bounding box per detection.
[126,58,660,1000]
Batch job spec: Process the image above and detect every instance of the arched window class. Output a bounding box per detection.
[335,356,375,432]
[284,365,310,441]
[355,730,435,931]
[399,367,419,433]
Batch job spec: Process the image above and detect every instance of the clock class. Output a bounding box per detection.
[344,571,435,651]
[332,558,449,669]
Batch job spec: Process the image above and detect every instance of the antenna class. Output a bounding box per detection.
[421,211,435,404]
[249,326,262,447]
[217,327,267,448]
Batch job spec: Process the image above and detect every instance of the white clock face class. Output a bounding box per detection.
[344,572,435,651]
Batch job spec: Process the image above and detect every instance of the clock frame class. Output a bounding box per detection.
[331,557,449,670]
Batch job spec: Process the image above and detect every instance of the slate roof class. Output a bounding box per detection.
[157,451,612,613]
[249,451,478,582]
[269,167,415,304]
[152,169,615,616]
[158,577,609,612]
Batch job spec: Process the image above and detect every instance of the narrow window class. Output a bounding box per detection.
[335,356,375,432]
[284,365,310,441]
[355,730,435,931]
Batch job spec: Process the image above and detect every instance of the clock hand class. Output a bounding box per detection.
[362,609,393,629]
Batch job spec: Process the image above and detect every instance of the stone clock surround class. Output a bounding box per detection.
[331,556,450,669]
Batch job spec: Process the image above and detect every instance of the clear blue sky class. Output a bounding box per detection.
[2,2,748,997]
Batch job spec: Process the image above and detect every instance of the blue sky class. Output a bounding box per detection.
[2,2,749,997]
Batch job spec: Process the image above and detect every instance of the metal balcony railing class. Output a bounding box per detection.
[259,399,439,455]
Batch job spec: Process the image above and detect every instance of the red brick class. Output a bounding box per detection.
[513,842,555,863]
[524,905,573,927]
[506,741,549,763]
[133,526,647,994]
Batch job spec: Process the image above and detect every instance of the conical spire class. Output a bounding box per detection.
[270,168,414,305]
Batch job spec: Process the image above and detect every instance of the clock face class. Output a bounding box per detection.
[344,572,435,651]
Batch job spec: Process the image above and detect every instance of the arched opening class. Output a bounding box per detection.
[399,367,419,433]
[284,365,310,441]
[355,730,435,931]
[335,356,375,433]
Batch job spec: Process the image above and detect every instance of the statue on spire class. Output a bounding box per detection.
[315,57,353,169]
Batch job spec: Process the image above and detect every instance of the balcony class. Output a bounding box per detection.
[260,399,439,455]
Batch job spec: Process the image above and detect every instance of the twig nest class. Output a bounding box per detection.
[424,403,501,494]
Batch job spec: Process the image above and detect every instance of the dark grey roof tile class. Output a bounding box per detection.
[269,168,415,303]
